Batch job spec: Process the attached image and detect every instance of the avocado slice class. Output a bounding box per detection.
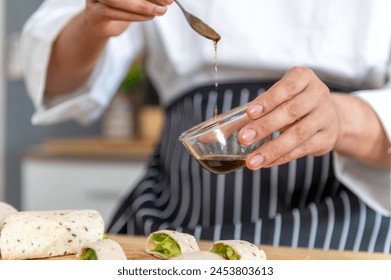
[211,244,239,260]
[151,232,181,258]
[78,248,97,260]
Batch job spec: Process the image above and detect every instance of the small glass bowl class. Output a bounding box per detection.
[179,104,268,174]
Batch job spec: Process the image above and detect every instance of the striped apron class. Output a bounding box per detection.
[108,82,391,253]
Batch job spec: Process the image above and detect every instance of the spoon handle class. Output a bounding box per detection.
[174,0,185,11]
[174,0,189,17]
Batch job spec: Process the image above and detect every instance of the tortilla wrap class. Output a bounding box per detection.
[146,230,199,259]
[0,209,104,260]
[77,239,127,260]
[0,202,17,231]
[210,240,267,260]
[172,251,224,260]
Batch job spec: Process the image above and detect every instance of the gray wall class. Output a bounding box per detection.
[0,0,5,201]
[5,0,102,208]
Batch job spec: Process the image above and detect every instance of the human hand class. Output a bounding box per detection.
[238,67,340,170]
[84,0,174,37]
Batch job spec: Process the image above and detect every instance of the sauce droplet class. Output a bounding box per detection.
[213,39,219,118]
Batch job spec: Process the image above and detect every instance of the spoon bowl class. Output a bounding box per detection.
[174,0,221,42]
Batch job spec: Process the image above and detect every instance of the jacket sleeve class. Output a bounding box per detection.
[21,0,145,125]
[333,86,391,215]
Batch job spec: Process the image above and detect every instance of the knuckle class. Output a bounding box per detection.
[312,148,329,157]
[284,100,301,120]
[134,3,155,16]
[323,135,335,152]
[293,125,311,143]
[291,66,313,78]
[281,152,293,164]
[312,83,329,99]
[268,142,283,158]
[320,84,330,97]
[301,141,312,155]
[257,119,274,137]
[280,78,298,96]
[261,93,275,111]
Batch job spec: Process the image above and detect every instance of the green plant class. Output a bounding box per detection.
[119,62,146,93]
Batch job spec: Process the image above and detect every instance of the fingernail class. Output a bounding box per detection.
[155,5,167,15]
[248,103,263,118]
[241,128,257,142]
[249,154,264,168]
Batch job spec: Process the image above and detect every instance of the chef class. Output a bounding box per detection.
[21,0,391,252]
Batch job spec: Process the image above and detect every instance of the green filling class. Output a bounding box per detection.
[151,233,181,258]
[78,248,97,260]
[212,245,239,260]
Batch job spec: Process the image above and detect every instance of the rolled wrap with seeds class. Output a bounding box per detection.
[77,239,127,260]
[146,230,199,259]
[0,209,104,260]
[210,240,267,260]
[0,201,17,231]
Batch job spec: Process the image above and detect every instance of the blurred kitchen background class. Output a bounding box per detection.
[0,0,163,223]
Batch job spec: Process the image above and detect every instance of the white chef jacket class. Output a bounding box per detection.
[21,0,391,215]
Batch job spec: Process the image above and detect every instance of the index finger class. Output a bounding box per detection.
[247,67,314,119]
[99,0,170,16]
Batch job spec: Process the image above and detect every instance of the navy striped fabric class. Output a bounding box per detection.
[108,82,391,253]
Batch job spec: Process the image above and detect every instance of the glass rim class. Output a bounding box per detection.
[178,104,249,141]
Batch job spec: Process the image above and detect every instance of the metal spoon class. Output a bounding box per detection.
[174,0,221,42]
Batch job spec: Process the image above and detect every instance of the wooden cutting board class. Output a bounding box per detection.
[46,235,391,260]
[37,137,156,160]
